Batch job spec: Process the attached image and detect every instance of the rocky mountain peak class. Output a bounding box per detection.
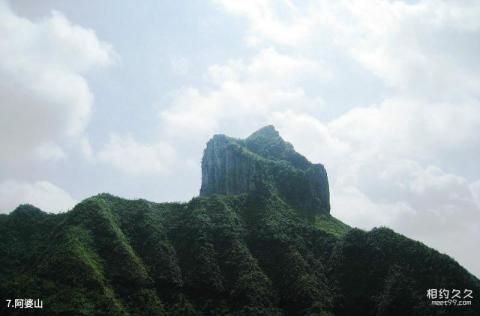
[246,124,280,139]
[200,126,330,217]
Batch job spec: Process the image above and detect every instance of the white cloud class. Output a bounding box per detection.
[332,185,416,229]
[327,97,480,164]
[33,142,67,161]
[98,134,176,175]
[209,47,329,84]
[0,180,76,213]
[158,0,480,275]
[324,0,480,98]
[0,1,115,162]
[95,47,330,202]
[217,0,480,98]
[471,180,480,207]
[0,1,115,214]
[159,47,327,146]
[213,0,312,46]
[274,108,480,274]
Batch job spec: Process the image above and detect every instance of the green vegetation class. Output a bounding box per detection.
[314,214,350,237]
[1,126,478,315]
[2,194,478,315]
[200,126,330,219]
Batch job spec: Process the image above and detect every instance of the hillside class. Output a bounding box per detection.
[1,126,478,316]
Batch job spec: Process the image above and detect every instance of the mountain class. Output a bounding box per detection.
[200,125,330,217]
[0,126,478,316]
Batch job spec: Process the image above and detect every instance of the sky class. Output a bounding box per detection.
[0,0,479,276]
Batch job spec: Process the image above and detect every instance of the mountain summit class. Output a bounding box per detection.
[200,125,330,218]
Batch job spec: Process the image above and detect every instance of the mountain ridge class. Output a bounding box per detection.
[1,126,478,316]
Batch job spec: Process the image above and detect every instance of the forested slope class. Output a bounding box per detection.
[1,126,478,315]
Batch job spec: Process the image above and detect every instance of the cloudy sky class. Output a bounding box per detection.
[1,0,479,276]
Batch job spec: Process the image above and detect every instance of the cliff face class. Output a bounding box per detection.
[200,125,330,218]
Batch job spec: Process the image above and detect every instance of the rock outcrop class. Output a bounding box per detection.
[200,125,330,217]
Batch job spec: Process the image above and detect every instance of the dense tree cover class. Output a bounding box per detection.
[1,193,478,315]
[1,126,478,315]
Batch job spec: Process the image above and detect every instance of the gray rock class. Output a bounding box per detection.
[200,126,330,217]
